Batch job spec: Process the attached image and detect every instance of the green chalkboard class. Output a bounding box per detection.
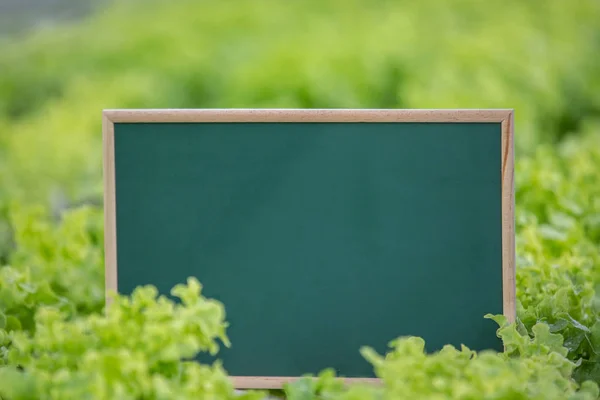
[103,109,515,388]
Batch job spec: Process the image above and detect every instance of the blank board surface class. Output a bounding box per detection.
[103,109,515,389]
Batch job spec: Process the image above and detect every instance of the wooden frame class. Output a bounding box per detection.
[102,108,515,389]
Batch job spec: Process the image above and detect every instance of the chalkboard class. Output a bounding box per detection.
[102,109,515,389]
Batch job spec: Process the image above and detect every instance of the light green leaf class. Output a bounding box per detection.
[548,318,570,333]
[532,323,568,357]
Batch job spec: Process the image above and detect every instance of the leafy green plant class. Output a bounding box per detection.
[6,204,104,317]
[0,278,265,400]
[513,126,600,382]
[284,321,600,400]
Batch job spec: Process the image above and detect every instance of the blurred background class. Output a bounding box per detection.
[0,0,599,265]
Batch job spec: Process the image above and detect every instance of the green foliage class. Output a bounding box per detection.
[0,278,265,399]
[5,204,104,320]
[1,0,600,398]
[513,126,600,383]
[284,328,600,400]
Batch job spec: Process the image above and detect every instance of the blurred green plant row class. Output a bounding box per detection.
[0,0,600,398]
